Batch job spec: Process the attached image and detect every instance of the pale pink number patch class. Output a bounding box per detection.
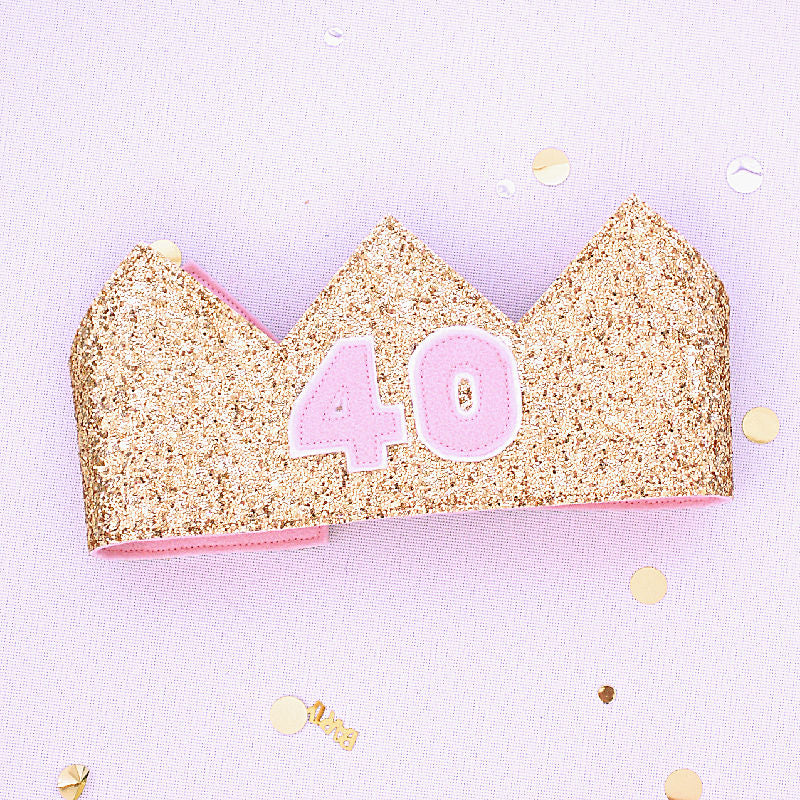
[288,336,407,472]
[409,326,521,461]
[289,327,522,471]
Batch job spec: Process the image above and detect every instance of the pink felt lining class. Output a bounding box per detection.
[92,525,329,559]
[182,259,279,340]
[99,256,728,559]
[557,495,728,510]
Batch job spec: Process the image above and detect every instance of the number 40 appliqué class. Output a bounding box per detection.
[289,325,522,472]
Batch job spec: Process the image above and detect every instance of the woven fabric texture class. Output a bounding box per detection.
[0,1,798,798]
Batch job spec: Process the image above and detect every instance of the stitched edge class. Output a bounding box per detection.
[412,328,520,458]
[93,528,326,557]
[290,336,406,471]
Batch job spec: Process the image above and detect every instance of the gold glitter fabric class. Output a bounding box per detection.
[70,196,732,552]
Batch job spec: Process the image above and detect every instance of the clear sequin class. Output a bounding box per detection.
[726,156,763,193]
[496,179,516,198]
[324,27,344,46]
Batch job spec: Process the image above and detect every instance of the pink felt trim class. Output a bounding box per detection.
[182,260,279,341]
[92,525,329,559]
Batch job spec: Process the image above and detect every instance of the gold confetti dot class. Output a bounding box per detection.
[150,239,182,267]
[57,764,89,800]
[630,566,667,604]
[269,695,308,735]
[532,147,570,186]
[665,768,702,800]
[598,685,615,704]
[742,406,779,443]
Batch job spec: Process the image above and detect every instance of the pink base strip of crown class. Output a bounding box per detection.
[564,495,728,510]
[92,525,329,559]
[91,496,725,559]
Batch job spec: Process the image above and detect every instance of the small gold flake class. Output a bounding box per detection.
[598,685,615,704]
[269,696,308,735]
[742,406,779,443]
[57,764,89,800]
[532,147,570,186]
[665,768,702,800]
[457,377,473,413]
[630,566,667,604]
[150,239,182,267]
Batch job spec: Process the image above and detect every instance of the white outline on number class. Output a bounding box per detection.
[288,335,408,471]
[408,325,522,463]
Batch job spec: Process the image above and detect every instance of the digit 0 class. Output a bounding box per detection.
[409,326,521,461]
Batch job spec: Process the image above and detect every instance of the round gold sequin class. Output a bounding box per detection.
[630,567,667,604]
[150,239,182,267]
[532,147,570,186]
[598,685,615,704]
[57,764,89,800]
[665,768,702,800]
[270,695,308,735]
[742,406,779,444]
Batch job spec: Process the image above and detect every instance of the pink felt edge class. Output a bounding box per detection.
[181,259,279,341]
[558,494,729,510]
[93,495,727,559]
[91,526,329,559]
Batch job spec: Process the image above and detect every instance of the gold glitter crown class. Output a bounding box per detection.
[71,196,732,555]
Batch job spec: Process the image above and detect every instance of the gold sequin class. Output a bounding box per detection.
[532,147,570,185]
[598,685,615,704]
[742,406,779,443]
[70,197,731,552]
[269,696,308,735]
[665,768,702,800]
[150,239,182,266]
[630,567,667,604]
[57,764,89,800]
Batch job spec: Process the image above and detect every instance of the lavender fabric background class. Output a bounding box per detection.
[1,1,799,798]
